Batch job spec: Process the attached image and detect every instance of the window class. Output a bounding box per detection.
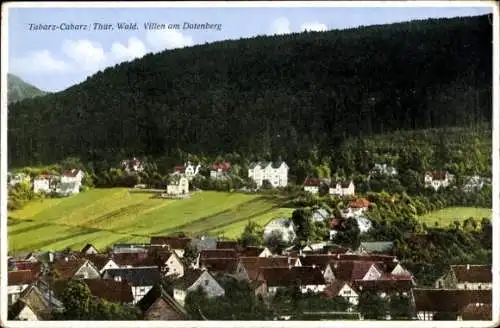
[204,279,209,286]
[464,284,468,290]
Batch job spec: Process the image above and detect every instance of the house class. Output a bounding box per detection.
[369,163,398,177]
[302,242,328,253]
[82,254,120,275]
[357,242,395,254]
[248,161,289,188]
[329,260,384,281]
[81,244,98,254]
[240,246,273,258]
[299,254,348,283]
[424,171,454,191]
[199,249,238,260]
[343,199,371,218]
[210,161,231,179]
[351,278,415,299]
[413,289,492,320]
[137,285,189,320]
[110,251,152,268]
[196,249,238,270]
[329,180,355,197]
[8,285,51,321]
[235,256,301,281]
[33,175,55,194]
[256,266,327,295]
[58,169,85,195]
[149,236,192,258]
[463,175,490,192]
[8,260,42,277]
[166,174,189,195]
[216,240,240,250]
[323,280,360,308]
[8,270,38,305]
[172,268,225,306]
[83,279,135,304]
[311,207,331,223]
[147,250,185,277]
[102,266,162,304]
[121,157,144,173]
[434,264,492,290]
[173,162,201,180]
[303,178,323,194]
[51,257,101,280]
[8,172,31,188]
[263,218,296,242]
[199,258,239,275]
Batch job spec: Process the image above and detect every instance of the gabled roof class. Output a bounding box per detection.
[62,169,83,177]
[82,254,112,271]
[52,258,89,279]
[299,254,344,270]
[450,265,492,283]
[330,260,380,281]
[240,246,267,257]
[8,270,37,286]
[413,289,492,313]
[173,269,207,290]
[137,284,189,319]
[150,236,192,249]
[459,303,492,320]
[238,256,295,280]
[323,280,354,298]
[9,261,42,276]
[200,258,238,274]
[330,180,353,188]
[111,252,152,267]
[200,249,237,259]
[173,165,186,173]
[258,266,325,287]
[8,284,51,320]
[81,244,98,253]
[304,178,322,186]
[425,171,449,180]
[103,267,162,286]
[271,161,287,169]
[84,279,134,303]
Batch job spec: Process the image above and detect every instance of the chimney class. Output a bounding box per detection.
[48,252,54,263]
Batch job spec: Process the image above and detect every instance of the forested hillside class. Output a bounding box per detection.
[8,15,492,168]
[7,74,48,104]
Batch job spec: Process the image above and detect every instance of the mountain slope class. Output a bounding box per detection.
[7,74,48,104]
[7,15,492,167]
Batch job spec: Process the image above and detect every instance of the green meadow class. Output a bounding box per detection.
[418,207,492,227]
[8,189,292,253]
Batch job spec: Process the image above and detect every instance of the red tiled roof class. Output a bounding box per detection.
[348,199,371,209]
[9,261,42,276]
[173,166,186,173]
[323,280,351,298]
[8,270,37,286]
[238,256,294,280]
[200,249,237,260]
[84,279,134,303]
[299,254,346,269]
[211,162,231,172]
[413,289,492,313]
[330,260,380,281]
[304,178,322,186]
[83,254,112,271]
[451,265,492,283]
[149,236,192,249]
[111,252,151,267]
[258,266,325,287]
[52,258,87,279]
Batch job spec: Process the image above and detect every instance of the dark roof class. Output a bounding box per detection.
[299,254,345,269]
[8,285,51,320]
[150,236,192,249]
[451,265,492,283]
[200,258,238,274]
[103,267,162,286]
[426,171,448,180]
[330,180,352,188]
[216,240,239,250]
[9,261,42,276]
[304,178,322,186]
[238,256,295,280]
[81,244,97,253]
[173,269,207,290]
[137,284,189,319]
[459,303,492,320]
[258,266,325,287]
[8,270,37,286]
[200,249,237,259]
[52,258,88,279]
[351,278,414,293]
[240,246,267,257]
[83,254,111,271]
[84,279,134,303]
[413,289,492,313]
[335,254,397,263]
[323,280,352,298]
[62,169,82,177]
[111,252,152,267]
[271,161,286,169]
[330,260,380,281]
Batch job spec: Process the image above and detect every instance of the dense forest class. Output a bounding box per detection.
[8,15,492,169]
[7,74,48,104]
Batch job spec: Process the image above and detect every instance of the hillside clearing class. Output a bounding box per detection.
[8,189,291,253]
[418,207,491,227]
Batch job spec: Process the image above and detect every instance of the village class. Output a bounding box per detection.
[6,157,493,321]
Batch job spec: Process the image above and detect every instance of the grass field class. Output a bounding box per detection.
[8,189,292,253]
[418,207,492,227]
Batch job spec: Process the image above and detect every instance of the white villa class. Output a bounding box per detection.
[329,180,355,197]
[369,163,398,177]
[174,162,201,181]
[424,171,454,191]
[263,218,296,243]
[33,175,54,194]
[248,161,289,188]
[463,175,490,192]
[166,174,189,195]
[56,169,84,195]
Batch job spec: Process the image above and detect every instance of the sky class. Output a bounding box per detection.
[6,4,494,92]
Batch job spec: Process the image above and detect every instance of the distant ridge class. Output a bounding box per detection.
[7,73,48,104]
